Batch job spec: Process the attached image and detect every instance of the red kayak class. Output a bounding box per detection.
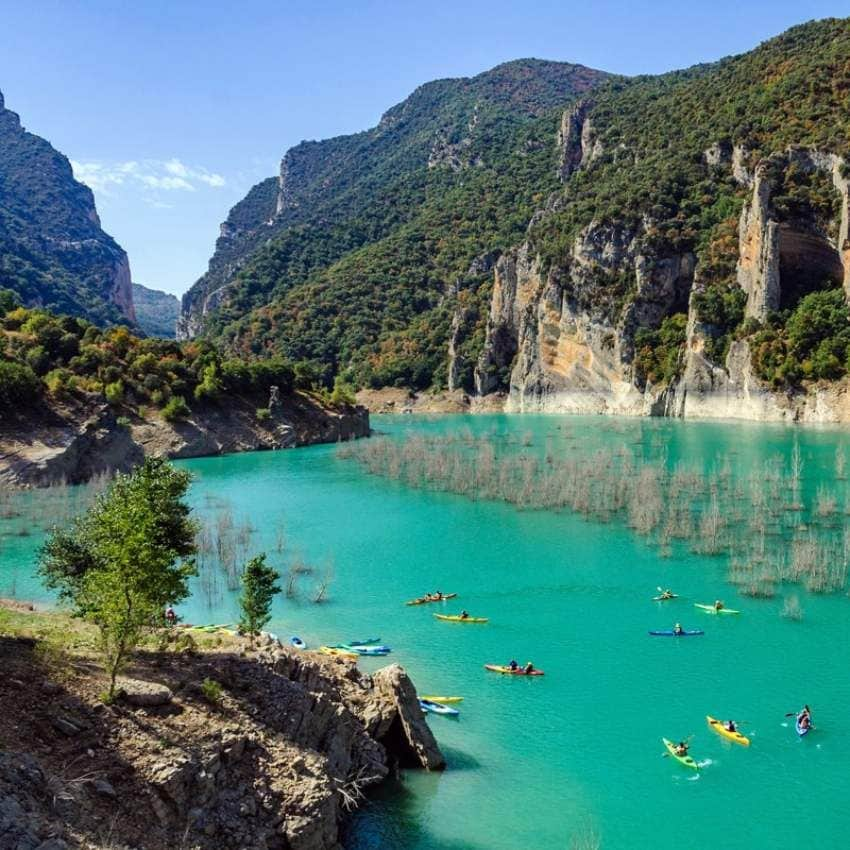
[484,664,545,676]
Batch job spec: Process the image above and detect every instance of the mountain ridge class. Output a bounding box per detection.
[0,88,135,326]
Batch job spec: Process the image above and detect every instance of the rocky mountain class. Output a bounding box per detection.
[479,18,850,422]
[0,88,134,326]
[133,282,179,338]
[183,19,850,423]
[179,59,611,388]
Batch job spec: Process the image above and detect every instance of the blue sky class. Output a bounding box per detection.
[0,1,845,297]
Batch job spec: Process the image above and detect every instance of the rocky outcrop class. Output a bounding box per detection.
[469,139,850,424]
[475,221,694,415]
[736,148,850,319]
[0,622,443,850]
[0,394,369,488]
[557,99,599,182]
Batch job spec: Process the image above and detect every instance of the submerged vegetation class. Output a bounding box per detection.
[340,426,850,599]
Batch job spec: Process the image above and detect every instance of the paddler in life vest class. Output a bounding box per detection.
[673,622,684,635]
[508,659,519,671]
[459,610,470,620]
[674,741,689,757]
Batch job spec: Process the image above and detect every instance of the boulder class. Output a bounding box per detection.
[118,678,173,707]
[371,664,445,771]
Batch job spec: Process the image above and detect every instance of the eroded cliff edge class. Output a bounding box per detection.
[466,132,850,424]
[0,612,443,850]
[0,392,369,488]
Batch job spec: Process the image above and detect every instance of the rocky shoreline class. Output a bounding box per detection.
[0,607,443,850]
[0,392,370,488]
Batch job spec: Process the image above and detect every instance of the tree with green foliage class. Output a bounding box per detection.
[0,360,40,410]
[238,553,281,640]
[39,458,197,699]
[162,394,190,422]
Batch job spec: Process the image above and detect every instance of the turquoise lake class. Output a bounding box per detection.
[3,413,850,850]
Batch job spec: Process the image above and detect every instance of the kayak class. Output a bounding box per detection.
[435,614,489,623]
[331,643,391,655]
[348,645,391,656]
[653,594,678,601]
[290,636,307,650]
[347,637,381,646]
[662,738,699,771]
[420,699,460,716]
[695,604,741,615]
[649,630,704,637]
[419,695,464,704]
[406,594,457,606]
[319,646,358,659]
[796,715,811,737]
[706,715,750,746]
[484,664,545,676]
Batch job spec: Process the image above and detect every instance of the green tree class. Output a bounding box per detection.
[238,553,281,639]
[39,458,197,699]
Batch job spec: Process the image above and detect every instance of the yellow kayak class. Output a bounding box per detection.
[419,695,464,704]
[434,614,489,623]
[706,715,750,746]
[319,646,358,659]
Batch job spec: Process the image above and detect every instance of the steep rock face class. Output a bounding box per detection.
[133,282,180,338]
[736,148,849,320]
[0,89,135,325]
[556,99,600,182]
[476,223,694,415]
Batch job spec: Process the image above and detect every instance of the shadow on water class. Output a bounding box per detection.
[342,772,486,850]
[440,743,482,772]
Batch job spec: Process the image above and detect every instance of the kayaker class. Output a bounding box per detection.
[508,659,519,671]
[661,589,674,599]
[673,622,684,635]
[524,661,535,675]
[674,741,689,756]
[799,705,812,725]
[714,599,724,611]
[725,720,737,733]
[459,610,470,620]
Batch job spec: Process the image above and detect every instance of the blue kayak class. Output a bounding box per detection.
[290,636,306,650]
[348,637,380,646]
[331,643,391,655]
[649,629,704,637]
[420,699,459,717]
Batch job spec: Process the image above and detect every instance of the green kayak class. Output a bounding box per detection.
[663,738,699,770]
[694,603,740,615]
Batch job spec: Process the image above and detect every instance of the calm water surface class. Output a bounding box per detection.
[3,414,850,850]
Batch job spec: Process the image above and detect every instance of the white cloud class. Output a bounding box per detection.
[71,158,227,196]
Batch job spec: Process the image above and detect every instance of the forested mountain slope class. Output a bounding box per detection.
[179,60,610,389]
[185,19,850,423]
[0,90,134,326]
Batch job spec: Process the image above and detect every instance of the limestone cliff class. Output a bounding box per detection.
[472,139,850,424]
[0,88,135,326]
